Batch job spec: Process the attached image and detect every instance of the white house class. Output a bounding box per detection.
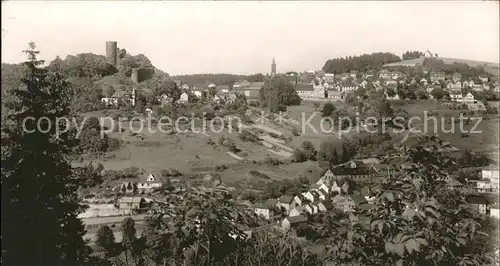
[385,91,401,101]
[316,169,335,185]
[327,91,344,101]
[296,84,317,99]
[303,191,320,203]
[289,206,307,217]
[479,75,489,83]
[446,81,462,91]
[101,97,119,106]
[213,95,221,103]
[304,204,319,215]
[340,86,357,93]
[449,92,463,102]
[292,194,308,208]
[491,208,500,219]
[137,172,163,192]
[482,166,499,191]
[316,189,328,201]
[462,92,475,103]
[179,92,189,103]
[254,205,275,220]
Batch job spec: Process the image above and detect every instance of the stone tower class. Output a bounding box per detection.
[106,41,118,67]
[271,57,276,77]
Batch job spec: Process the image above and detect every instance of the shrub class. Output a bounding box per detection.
[239,130,260,143]
[293,149,307,162]
[218,136,226,146]
[206,138,216,146]
[214,164,229,172]
[264,155,282,166]
[291,128,300,136]
[249,170,271,180]
[161,168,182,177]
[269,132,280,139]
[107,138,122,151]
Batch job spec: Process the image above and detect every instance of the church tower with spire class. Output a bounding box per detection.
[271,57,276,77]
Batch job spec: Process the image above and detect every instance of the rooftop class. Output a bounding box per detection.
[285,215,308,224]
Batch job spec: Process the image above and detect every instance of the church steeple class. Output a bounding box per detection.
[271,57,276,77]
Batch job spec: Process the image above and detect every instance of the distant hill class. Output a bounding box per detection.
[384,56,500,76]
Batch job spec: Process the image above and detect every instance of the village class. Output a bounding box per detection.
[68,42,500,245]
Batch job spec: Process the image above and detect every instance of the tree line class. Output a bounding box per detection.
[322,52,401,73]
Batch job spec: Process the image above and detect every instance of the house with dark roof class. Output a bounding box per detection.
[303,190,321,203]
[264,198,279,209]
[254,203,275,220]
[316,200,334,212]
[281,215,308,231]
[336,194,369,212]
[304,204,319,215]
[296,84,315,98]
[327,160,377,182]
[466,194,497,215]
[292,194,308,208]
[277,195,294,214]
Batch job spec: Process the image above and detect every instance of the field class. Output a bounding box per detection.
[399,101,499,152]
[81,109,328,186]
[81,99,499,189]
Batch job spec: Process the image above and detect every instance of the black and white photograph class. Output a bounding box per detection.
[1,1,499,265]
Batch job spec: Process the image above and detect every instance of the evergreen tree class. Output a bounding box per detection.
[121,217,137,265]
[96,225,116,258]
[1,42,88,265]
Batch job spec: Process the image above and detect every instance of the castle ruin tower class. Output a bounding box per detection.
[106,41,118,67]
[131,68,139,84]
[271,57,276,77]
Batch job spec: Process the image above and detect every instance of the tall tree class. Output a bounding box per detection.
[96,225,116,258]
[1,42,88,265]
[262,77,301,113]
[121,217,137,265]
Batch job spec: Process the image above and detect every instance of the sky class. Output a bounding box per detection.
[2,1,499,75]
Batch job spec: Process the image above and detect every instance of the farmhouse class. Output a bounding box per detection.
[296,84,315,98]
[281,215,307,231]
[289,206,307,217]
[327,90,344,101]
[118,197,146,210]
[137,172,163,192]
[254,204,275,220]
[292,194,308,208]
[276,195,294,214]
[466,194,496,215]
[179,92,189,103]
[337,194,369,212]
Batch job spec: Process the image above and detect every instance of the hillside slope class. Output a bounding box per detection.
[384,56,500,76]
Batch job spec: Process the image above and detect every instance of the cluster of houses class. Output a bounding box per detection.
[99,56,499,111]
[285,67,499,105]
[253,159,382,231]
[254,147,500,232]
